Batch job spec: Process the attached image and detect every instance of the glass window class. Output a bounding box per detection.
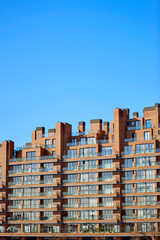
[124,158,133,167]
[102,147,112,156]
[102,159,112,168]
[68,162,78,171]
[68,186,78,195]
[13,165,22,173]
[102,197,113,206]
[68,149,78,159]
[80,138,86,145]
[52,151,55,158]
[44,175,53,183]
[80,148,96,157]
[135,120,141,130]
[102,184,113,194]
[68,174,78,183]
[102,172,113,181]
[144,131,150,140]
[87,137,96,144]
[124,146,132,155]
[26,151,36,160]
[52,139,55,147]
[124,171,133,180]
[124,184,133,193]
[45,139,50,146]
[146,119,151,129]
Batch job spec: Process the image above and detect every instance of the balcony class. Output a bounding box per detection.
[62,151,115,160]
[122,215,135,220]
[8,205,22,209]
[9,155,57,163]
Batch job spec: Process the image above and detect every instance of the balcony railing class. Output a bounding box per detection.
[62,151,115,159]
[9,155,57,163]
[121,148,160,156]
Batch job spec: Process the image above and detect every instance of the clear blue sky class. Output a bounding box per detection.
[0,0,159,147]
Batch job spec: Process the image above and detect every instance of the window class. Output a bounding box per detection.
[26,151,36,160]
[137,209,155,219]
[80,148,96,157]
[31,163,39,172]
[43,163,53,171]
[43,211,53,220]
[80,185,97,194]
[87,137,96,144]
[80,172,97,182]
[135,120,141,130]
[23,175,39,184]
[144,131,150,140]
[125,209,134,218]
[52,151,56,158]
[124,171,133,180]
[146,119,151,129]
[102,210,113,219]
[80,138,86,145]
[79,160,96,170]
[23,199,38,208]
[52,139,55,147]
[13,177,22,185]
[124,146,132,155]
[68,211,78,220]
[81,210,97,220]
[23,187,39,196]
[44,175,53,183]
[102,147,112,156]
[68,198,78,208]
[67,149,78,159]
[80,198,97,207]
[102,159,112,168]
[136,170,154,180]
[135,144,153,154]
[68,174,78,183]
[124,196,133,206]
[137,222,155,232]
[102,172,113,181]
[68,162,78,171]
[13,200,21,208]
[68,186,78,195]
[23,224,38,233]
[102,184,113,194]
[80,223,97,233]
[43,187,53,195]
[45,139,50,147]
[13,188,22,197]
[124,184,133,193]
[23,163,39,173]
[68,224,78,233]
[136,156,154,167]
[102,197,113,206]
[136,196,155,206]
[124,158,133,167]
[13,165,22,173]
[23,211,38,220]
[71,139,77,146]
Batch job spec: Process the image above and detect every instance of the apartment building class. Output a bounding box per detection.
[0,103,160,240]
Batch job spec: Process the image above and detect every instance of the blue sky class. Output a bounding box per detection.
[0,0,159,147]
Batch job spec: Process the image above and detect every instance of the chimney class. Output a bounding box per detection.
[133,112,138,118]
[78,122,85,132]
[90,119,102,134]
[104,121,109,135]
